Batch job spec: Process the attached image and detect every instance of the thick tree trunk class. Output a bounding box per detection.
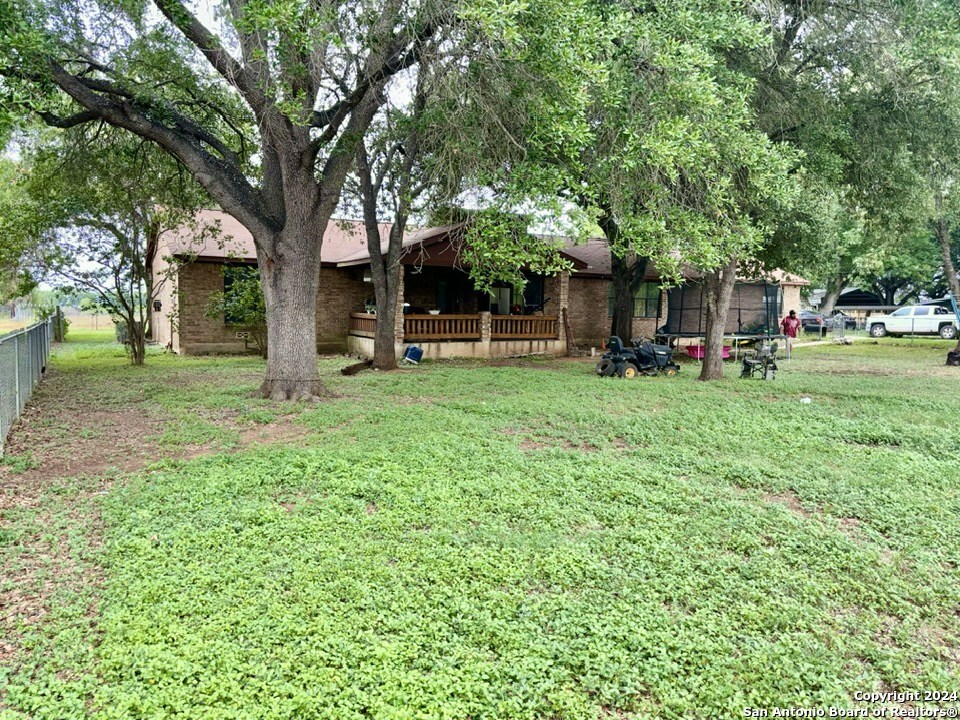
[818,276,846,315]
[598,212,649,342]
[699,257,738,381]
[257,225,325,399]
[934,216,960,354]
[610,253,634,341]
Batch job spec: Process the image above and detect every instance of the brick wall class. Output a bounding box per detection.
[404,268,443,310]
[317,266,370,350]
[568,276,609,348]
[175,261,369,354]
[177,262,246,354]
[567,276,667,347]
[782,285,802,317]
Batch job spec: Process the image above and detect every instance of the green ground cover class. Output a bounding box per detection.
[1,335,958,719]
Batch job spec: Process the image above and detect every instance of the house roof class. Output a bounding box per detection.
[162,209,391,266]
[561,237,809,285]
[162,209,808,285]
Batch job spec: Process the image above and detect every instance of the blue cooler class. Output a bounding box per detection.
[402,345,424,364]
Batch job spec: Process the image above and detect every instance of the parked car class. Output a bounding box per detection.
[868,305,959,339]
[800,311,829,335]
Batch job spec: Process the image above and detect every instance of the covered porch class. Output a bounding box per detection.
[345,260,572,361]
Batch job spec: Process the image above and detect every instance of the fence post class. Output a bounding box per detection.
[13,333,20,413]
[53,306,64,342]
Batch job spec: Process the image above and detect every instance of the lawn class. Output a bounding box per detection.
[0,334,958,719]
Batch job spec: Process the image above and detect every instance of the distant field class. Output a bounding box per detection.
[0,311,114,336]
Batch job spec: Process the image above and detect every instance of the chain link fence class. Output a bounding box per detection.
[0,319,53,456]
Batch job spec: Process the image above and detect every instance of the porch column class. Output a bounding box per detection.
[479,311,492,358]
[557,270,570,346]
[394,266,405,344]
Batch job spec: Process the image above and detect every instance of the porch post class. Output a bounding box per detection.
[557,270,570,346]
[479,311,492,358]
[394,266,405,345]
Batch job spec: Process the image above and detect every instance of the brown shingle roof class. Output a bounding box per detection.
[164,210,808,285]
[162,209,391,265]
[560,238,809,285]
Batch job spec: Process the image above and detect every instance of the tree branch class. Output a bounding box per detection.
[37,109,100,128]
[44,59,277,240]
[151,0,268,117]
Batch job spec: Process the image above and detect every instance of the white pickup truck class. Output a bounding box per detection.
[868,305,959,339]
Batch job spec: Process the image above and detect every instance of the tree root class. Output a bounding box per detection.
[257,379,329,402]
[341,360,373,376]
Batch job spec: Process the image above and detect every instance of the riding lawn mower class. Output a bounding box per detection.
[595,336,681,378]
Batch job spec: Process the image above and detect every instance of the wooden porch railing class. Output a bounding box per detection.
[404,314,481,341]
[349,312,560,341]
[348,312,377,338]
[491,315,559,339]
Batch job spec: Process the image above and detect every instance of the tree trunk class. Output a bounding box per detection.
[598,212,649,342]
[699,257,738,381]
[610,253,634,342]
[355,77,423,372]
[127,316,146,365]
[53,306,64,342]
[371,270,399,370]
[257,227,325,399]
[144,224,159,341]
[818,276,846,315]
[934,215,960,354]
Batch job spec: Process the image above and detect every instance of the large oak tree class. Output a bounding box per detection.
[1,0,562,397]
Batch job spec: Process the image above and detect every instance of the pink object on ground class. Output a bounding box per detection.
[686,345,730,360]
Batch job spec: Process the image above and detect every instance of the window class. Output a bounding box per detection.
[914,306,931,316]
[520,273,546,310]
[222,265,255,325]
[936,306,951,315]
[892,307,911,316]
[609,282,662,318]
[489,287,512,315]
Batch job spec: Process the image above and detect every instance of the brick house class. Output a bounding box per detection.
[151,210,807,358]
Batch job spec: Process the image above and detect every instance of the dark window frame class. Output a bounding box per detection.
[608,282,662,318]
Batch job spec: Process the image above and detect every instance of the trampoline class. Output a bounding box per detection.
[654,280,791,360]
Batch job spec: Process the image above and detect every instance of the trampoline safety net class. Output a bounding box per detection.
[664,282,782,336]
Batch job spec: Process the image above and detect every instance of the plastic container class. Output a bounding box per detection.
[686,344,730,360]
[402,345,424,364]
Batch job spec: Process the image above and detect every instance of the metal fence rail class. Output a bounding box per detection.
[0,320,53,456]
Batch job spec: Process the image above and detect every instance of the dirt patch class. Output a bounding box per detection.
[237,421,313,448]
[838,516,862,533]
[0,406,161,487]
[520,439,547,451]
[519,436,598,453]
[761,490,813,519]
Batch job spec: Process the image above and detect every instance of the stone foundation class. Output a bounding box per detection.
[347,335,567,360]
